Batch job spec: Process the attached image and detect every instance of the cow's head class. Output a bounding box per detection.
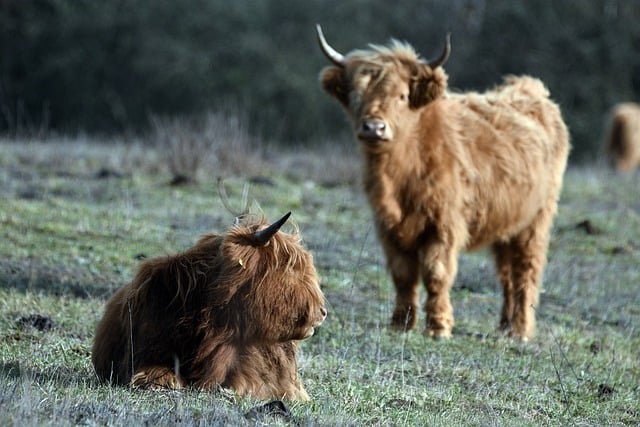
[215,212,327,344]
[317,25,450,144]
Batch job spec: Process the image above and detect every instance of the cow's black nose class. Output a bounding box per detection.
[359,119,387,140]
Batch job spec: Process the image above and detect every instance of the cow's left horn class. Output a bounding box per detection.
[426,33,451,69]
[316,24,346,67]
[253,212,291,245]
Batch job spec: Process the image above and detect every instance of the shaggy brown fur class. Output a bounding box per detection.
[92,213,326,401]
[606,102,640,172]
[318,28,569,341]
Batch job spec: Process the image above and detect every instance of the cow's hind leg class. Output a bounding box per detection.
[131,365,187,390]
[492,241,515,332]
[385,246,420,331]
[504,208,554,341]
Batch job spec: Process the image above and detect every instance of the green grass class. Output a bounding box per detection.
[1,138,638,426]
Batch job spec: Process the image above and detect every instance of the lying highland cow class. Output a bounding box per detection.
[317,25,569,341]
[92,212,326,400]
[605,102,640,172]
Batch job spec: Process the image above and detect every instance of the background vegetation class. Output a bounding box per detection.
[2,0,640,161]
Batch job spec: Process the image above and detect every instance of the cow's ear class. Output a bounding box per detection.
[409,66,448,109]
[320,66,349,107]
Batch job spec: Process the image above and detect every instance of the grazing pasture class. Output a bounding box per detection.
[0,138,638,425]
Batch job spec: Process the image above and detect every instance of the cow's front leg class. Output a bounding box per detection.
[383,243,420,331]
[131,365,187,390]
[421,242,457,339]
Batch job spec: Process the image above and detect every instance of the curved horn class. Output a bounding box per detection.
[253,212,291,245]
[426,33,451,69]
[316,24,346,67]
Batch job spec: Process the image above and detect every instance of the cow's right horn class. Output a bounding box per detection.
[426,33,451,69]
[316,24,346,67]
[253,212,291,245]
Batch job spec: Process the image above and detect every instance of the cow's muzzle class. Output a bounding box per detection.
[358,118,391,141]
[305,306,328,338]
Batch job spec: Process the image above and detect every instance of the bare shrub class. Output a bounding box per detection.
[149,111,263,182]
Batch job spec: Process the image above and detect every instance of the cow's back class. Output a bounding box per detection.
[445,76,569,249]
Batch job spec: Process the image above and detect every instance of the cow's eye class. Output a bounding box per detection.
[296,313,308,326]
[400,93,407,101]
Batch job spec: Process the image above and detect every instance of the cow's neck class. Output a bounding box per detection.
[360,135,423,233]
[360,109,451,238]
[361,130,431,192]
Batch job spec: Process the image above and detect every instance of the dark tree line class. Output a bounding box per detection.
[1,0,639,162]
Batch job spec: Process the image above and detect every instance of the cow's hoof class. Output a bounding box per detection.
[391,307,418,331]
[508,330,531,343]
[131,368,186,390]
[426,328,452,340]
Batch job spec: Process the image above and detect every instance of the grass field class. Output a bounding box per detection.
[1,137,639,426]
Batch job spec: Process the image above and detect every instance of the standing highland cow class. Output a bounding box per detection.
[316,25,569,341]
[92,212,327,401]
[605,102,640,172]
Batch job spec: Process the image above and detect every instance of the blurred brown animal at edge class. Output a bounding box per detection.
[92,212,327,401]
[317,25,570,341]
[606,102,640,172]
